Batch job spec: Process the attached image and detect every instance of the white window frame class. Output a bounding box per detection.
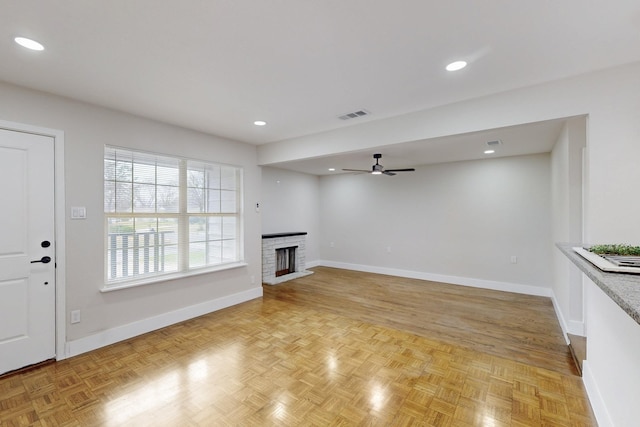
[102,146,245,291]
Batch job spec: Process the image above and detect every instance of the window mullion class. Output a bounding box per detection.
[235,169,242,260]
[179,159,189,272]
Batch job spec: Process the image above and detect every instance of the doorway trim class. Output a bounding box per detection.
[0,119,67,361]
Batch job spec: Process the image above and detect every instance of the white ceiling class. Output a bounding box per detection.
[1,1,639,171]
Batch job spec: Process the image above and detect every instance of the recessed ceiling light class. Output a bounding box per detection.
[14,37,44,51]
[328,168,336,172]
[253,120,267,126]
[446,61,467,71]
[484,150,495,154]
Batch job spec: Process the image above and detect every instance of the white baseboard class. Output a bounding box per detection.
[306,259,322,268]
[548,290,585,341]
[549,294,585,342]
[317,260,553,298]
[64,287,263,359]
[583,361,613,427]
[549,292,570,343]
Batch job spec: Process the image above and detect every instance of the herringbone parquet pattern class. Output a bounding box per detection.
[0,267,596,426]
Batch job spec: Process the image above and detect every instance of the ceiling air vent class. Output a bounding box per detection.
[338,109,370,121]
[486,140,502,146]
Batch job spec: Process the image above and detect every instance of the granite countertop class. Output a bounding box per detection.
[557,243,640,325]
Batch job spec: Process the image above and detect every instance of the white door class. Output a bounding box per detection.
[0,128,56,375]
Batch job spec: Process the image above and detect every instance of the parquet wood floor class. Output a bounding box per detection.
[265,268,578,376]
[0,267,596,426]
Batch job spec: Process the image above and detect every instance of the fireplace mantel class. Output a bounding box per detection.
[261,232,313,285]
[262,232,307,239]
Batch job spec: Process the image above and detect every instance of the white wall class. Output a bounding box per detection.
[258,61,640,245]
[0,82,262,347]
[550,118,585,335]
[261,167,320,264]
[319,153,552,292]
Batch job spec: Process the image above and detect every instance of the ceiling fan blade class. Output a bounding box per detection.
[383,171,396,176]
[342,168,370,173]
[385,168,415,172]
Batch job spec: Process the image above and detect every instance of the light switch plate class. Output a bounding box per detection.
[71,206,86,219]
[70,310,81,324]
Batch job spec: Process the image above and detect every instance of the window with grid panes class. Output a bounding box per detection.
[104,146,243,286]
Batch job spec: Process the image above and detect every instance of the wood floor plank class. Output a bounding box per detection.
[0,267,596,426]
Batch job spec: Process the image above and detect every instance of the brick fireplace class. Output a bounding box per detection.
[262,232,313,285]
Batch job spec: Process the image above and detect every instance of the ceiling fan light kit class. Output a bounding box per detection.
[342,153,415,176]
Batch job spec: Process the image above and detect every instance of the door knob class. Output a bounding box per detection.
[31,256,52,264]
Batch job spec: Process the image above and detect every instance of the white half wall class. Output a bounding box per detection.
[583,279,640,427]
[319,153,552,290]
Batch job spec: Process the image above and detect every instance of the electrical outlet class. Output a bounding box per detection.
[510,255,518,264]
[71,310,81,324]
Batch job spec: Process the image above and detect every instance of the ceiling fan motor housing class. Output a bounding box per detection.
[372,153,383,172]
[342,153,414,175]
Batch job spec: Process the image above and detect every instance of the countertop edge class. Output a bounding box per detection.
[556,243,640,325]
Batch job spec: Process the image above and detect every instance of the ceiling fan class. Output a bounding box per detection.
[342,153,415,176]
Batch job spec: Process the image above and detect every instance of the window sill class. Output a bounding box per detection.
[100,261,249,293]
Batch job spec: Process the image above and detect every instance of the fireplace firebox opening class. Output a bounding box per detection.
[275,246,297,277]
